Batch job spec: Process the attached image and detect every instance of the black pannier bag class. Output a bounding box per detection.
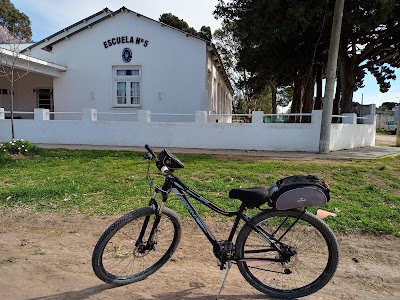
[157,149,184,170]
[267,175,330,210]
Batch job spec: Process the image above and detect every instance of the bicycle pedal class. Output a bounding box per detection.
[217,261,227,270]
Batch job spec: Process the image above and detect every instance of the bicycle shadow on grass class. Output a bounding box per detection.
[26,284,113,300]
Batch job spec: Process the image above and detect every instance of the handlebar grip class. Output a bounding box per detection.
[145,144,157,160]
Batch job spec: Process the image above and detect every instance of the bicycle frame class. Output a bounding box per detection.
[171,186,245,247]
[152,174,293,261]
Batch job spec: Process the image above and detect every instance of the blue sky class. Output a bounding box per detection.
[353,70,400,107]
[11,0,400,108]
[11,0,222,40]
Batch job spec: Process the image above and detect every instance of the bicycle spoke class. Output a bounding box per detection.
[246,265,288,275]
[93,207,181,284]
[236,210,338,298]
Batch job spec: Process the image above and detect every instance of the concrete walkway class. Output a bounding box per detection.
[36,143,400,160]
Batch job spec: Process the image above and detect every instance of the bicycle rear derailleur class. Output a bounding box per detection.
[213,240,235,270]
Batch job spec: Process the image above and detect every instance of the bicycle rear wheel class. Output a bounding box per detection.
[236,209,339,299]
[92,206,182,285]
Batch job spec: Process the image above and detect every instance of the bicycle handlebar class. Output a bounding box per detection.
[145,144,157,160]
[145,144,171,174]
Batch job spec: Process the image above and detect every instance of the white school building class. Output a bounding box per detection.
[0,6,233,122]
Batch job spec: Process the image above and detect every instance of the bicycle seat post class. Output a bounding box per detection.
[215,260,232,300]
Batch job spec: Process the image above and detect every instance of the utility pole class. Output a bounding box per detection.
[319,0,345,153]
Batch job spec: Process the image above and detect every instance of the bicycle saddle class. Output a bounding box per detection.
[229,186,269,208]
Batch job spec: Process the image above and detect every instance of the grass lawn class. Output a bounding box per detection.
[0,148,399,236]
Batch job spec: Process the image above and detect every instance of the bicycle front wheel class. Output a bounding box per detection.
[92,206,182,285]
[236,209,339,299]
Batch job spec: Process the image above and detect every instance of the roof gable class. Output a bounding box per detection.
[20,7,234,94]
[22,8,111,53]
[22,7,209,53]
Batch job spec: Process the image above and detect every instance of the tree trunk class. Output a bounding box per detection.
[338,45,356,113]
[302,69,316,122]
[291,77,303,122]
[271,84,277,114]
[314,64,323,109]
[340,71,356,113]
[11,72,15,140]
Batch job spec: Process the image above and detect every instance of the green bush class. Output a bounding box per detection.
[0,139,34,155]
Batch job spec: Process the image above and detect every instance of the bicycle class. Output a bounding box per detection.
[92,145,339,299]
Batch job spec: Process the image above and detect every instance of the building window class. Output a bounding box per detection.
[113,66,141,107]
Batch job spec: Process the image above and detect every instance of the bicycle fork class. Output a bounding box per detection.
[135,197,164,252]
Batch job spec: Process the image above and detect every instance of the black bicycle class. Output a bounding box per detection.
[92,145,339,299]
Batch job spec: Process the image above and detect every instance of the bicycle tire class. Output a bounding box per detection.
[92,206,182,285]
[236,209,339,299]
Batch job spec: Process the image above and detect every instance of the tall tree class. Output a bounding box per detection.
[0,24,18,42]
[215,0,400,114]
[0,5,32,140]
[0,36,32,139]
[213,23,242,89]
[159,13,198,36]
[0,0,31,41]
[214,0,330,115]
[159,13,213,41]
[339,0,400,112]
[214,23,277,113]
[198,25,212,41]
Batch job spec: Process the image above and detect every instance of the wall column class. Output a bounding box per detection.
[195,111,207,123]
[34,108,50,121]
[342,113,357,124]
[82,108,97,122]
[252,111,264,124]
[138,110,151,123]
[311,110,323,125]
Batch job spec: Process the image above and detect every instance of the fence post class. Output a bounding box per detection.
[368,104,376,115]
[0,108,4,120]
[342,113,357,124]
[364,105,376,125]
[34,108,50,120]
[82,108,97,122]
[138,110,151,123]
[252,111,264,124]
[195,111,207,123]
[311,110,323,125]
[364,114,377,125]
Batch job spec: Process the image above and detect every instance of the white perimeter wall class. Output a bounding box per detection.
[0,109,376,152]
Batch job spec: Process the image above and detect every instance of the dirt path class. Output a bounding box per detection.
[0,210,399,300]
[375,134,396,147]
